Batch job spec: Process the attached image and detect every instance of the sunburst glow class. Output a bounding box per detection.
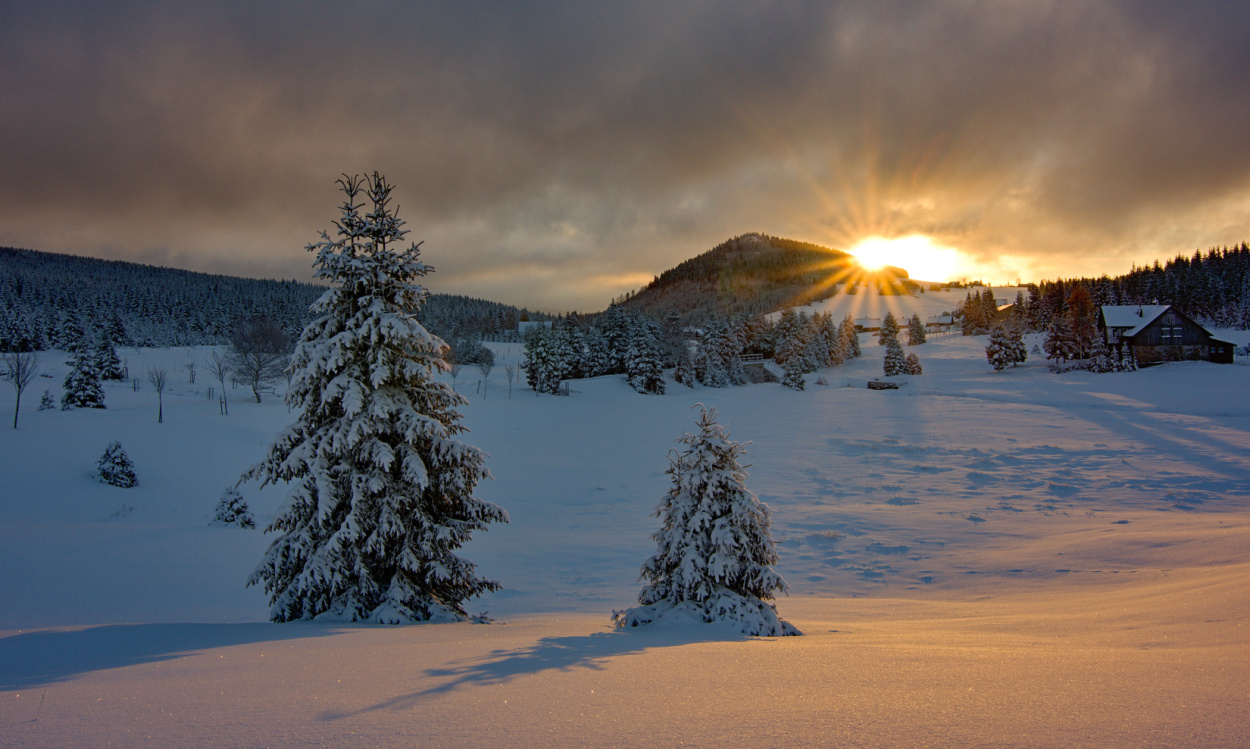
[848,235,963,282]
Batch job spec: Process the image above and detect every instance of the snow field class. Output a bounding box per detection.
[3,329,1250,746]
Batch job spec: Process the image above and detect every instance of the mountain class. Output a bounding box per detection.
[0,246,535,351]
[614,232,913,323]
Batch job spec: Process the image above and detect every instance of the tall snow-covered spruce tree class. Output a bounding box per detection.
[614,407,800,637]
[245,173,508,623]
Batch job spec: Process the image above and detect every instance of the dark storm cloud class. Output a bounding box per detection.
[2,1,1249,308]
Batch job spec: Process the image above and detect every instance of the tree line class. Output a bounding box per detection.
[0,246,539,352]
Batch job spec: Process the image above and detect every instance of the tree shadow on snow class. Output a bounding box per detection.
[319,623,747,720]
[0,622,345,691]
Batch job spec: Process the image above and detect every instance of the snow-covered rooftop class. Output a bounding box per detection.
[1100,304,1170,336]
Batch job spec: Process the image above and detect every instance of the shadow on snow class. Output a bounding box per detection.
[0,622,346,691]
[319,622,748,721]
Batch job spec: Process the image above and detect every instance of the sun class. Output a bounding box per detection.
[848,235,963,282]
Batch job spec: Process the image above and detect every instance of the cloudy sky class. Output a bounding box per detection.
[3,1,1249,311]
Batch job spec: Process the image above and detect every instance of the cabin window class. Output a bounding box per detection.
[1161,325,1182,342]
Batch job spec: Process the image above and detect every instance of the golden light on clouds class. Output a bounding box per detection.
[847,235,969,282]
[1,4,1249,311]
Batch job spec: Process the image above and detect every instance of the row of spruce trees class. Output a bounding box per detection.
[520,305,929,395]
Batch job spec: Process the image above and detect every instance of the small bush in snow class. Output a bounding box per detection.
[97,442,137,488]
[903,352,923,375]
[613,406,800,637]
[815,376,828,386]
[38,389,55,411]
[213,487,255,528]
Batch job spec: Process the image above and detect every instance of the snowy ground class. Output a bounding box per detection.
[3,326,1249,747]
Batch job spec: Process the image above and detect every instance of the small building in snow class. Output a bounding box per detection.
[1099,305,1234,365]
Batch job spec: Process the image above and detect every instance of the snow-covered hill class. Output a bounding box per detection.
[3,333,1249,747]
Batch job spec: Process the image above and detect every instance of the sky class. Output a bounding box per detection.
[2,1,1249,312]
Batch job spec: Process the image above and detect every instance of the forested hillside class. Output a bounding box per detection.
[615,233,909,324]
[0,247,533,351]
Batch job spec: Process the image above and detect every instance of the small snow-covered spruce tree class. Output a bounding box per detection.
[907,314,927,345]
[213,487,255,528]
[614,407,800,637]
[878,311,900,346]
[673,343,696,387]
[625,318,666,395]
[883,338,905,376]
[1113,345,1137,372]
[98,441,137,488]
[1088,335,1113,373]
[1006,325,1028,367]
[245,173,508,624]
[781,358,806,390]
[94,333,126,381]
[839,314,862,359]
[903,352,922,375]
[61,340,106,410]
[986,325,1012,371]
[522,324,563,395]
[38,389,55,411]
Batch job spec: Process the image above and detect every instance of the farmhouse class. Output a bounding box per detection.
[1099,305,1234,365]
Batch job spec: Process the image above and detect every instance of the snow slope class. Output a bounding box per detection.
[3,334,1249,747]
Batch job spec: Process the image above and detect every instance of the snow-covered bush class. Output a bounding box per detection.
[38,389,55,411]
[613,406,800,637]
[815,376,828,386]
[212,487,255,528]
[97,442,137,488]
[245,173,508,624]
[903,352,923,375]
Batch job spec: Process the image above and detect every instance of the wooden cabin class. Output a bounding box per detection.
[1098,305,1234,365]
